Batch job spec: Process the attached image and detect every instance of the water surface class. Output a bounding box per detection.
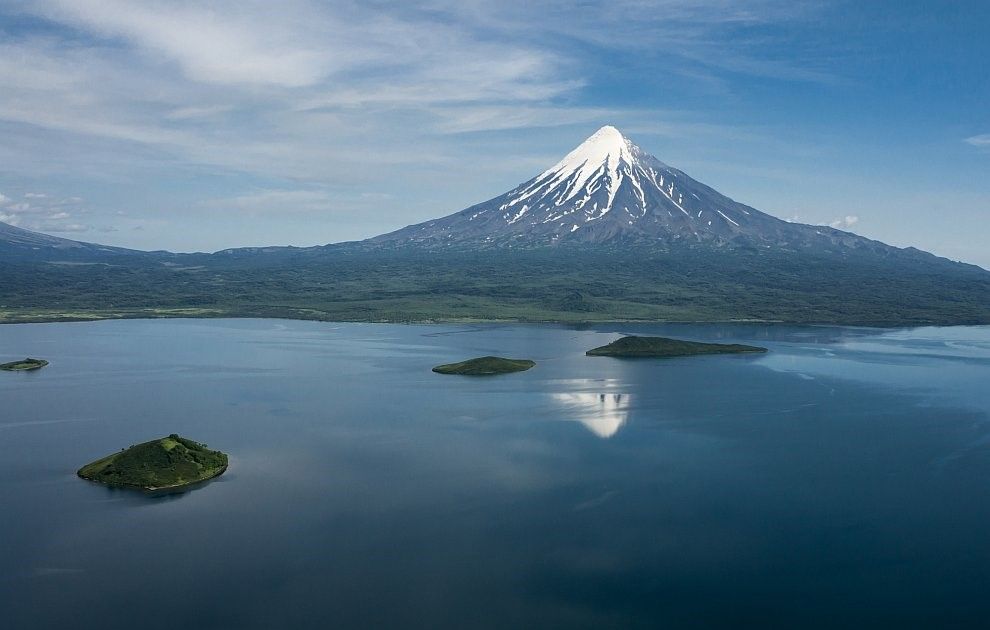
[2,320,989,628]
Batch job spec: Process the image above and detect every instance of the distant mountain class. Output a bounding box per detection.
[371,126,900,258]
[1,126,988,326]
[0,220,155,262]
[0,127,975,269]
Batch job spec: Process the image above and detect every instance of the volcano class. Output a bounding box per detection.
[372,125,885,255]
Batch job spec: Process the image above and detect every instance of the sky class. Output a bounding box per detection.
[0,0,987,266]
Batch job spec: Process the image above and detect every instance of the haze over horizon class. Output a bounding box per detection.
[0,1,988,266]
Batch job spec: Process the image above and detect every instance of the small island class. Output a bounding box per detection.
[587,335,768,358]
[0,358,49,371]
[433,356,536,375]
[77,434,228,491]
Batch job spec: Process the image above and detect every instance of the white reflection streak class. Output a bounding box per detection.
[551,393,630,438]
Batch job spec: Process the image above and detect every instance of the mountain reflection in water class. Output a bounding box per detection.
[551,392,630,438]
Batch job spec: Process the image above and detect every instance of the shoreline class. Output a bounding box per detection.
[77,463,228,492]
[0,310,979,329]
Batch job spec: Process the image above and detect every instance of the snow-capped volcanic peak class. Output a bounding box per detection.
[497,124,678,225]
[538,125,640,186]
[373,124,857,250]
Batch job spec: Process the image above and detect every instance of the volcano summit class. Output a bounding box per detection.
[373,126,883,255]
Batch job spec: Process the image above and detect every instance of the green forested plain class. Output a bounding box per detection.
[2,245,989,326]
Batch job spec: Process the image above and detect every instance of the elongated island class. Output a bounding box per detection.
[587,335,767,358]
[1,358,48,371]
[78,434,228,491]
[433,356,536,375]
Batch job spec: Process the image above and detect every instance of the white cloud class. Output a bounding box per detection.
[827,215,859,229]
[0,191,99,233]
[31,0,337,87]
[27,0,575,96]
[0,0,828,190]
[0,2,584,183]
[205,189,339,213]
[42,222,90,233]
[0,192,9,205]
[431,106,611,134]
[965,134,990,147]
[164,106,234,121]
[421,0,835,83]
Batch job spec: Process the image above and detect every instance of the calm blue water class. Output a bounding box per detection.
[2,319,990,628]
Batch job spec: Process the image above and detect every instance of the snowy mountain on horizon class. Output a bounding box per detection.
[2,125,989,326]
[371,125,890,254]
[0,125,979,271]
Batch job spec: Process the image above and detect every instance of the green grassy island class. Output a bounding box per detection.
[77,434,228,491]
[433,356,536,375]
[0,358,48,371]
[587,335,768,358]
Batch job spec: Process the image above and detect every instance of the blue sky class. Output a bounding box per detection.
[0,0,987,266]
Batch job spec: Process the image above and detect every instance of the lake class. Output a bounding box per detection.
[2,319,990,628]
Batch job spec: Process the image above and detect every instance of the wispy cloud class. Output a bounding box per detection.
[204,189,340,213]
[0,190,98,233]
[164,106,235,121]
[30,0,339,87]
[0,1,591,185]
[965,134,990,148]
[431,106,612,134]
[827,215,859,229]
[420,0,837,85]
[1,0,830,179]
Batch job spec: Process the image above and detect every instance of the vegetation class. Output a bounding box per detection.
[587,335,768,357]
[433,356,536,375]
[2,245,989,326]
[0,358,48,371]
[77,434,228,491]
